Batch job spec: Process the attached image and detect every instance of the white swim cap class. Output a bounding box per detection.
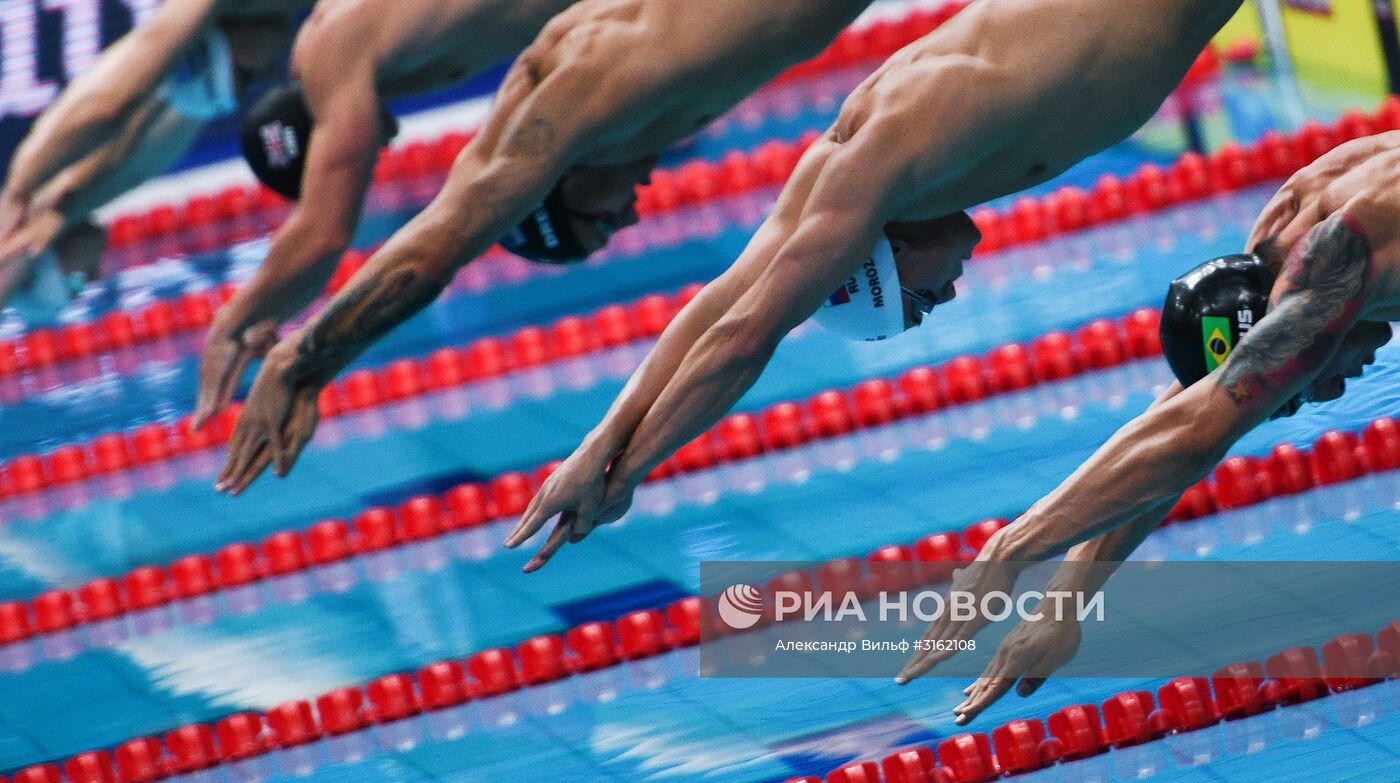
[158,27,239,121]
[812,236,907,341]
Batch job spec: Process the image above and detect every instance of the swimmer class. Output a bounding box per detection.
[500,0,1248,571]
[213,0,887,494]
[896,130,1400,724]
[194,0,584,425]
[0,0,306,325]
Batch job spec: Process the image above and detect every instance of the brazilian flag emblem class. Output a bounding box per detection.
[1202,316,1233,371]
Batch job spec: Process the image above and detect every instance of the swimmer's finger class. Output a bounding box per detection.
[1016,677,1047,697]
[278,427,314,477]
[895,644,956,684]
[226,440,273,496]
[569,515,598,544]
[216,425,258,491]
[275,394,320,478]
[595,483,635,528]
[195,341,254,428]
[507,495,563,548]
[568,493,602,541]
[523,516,573,573]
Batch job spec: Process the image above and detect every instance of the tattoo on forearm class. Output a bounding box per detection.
[292,266,444,384]
[1218,214,1370,407]
[506,117,558,157]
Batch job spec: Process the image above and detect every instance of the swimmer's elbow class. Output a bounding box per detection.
[280,201,352,252]
[708,311,785,365]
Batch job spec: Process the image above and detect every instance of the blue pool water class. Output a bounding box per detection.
[1,68,1397,783]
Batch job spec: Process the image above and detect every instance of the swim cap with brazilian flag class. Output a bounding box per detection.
[1159,253,1271,387]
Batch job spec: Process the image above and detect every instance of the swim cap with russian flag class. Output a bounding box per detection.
[1160,253,1272,385]
[812,236,907,341]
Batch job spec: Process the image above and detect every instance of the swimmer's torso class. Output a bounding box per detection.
[530,0,873,164]
[837,0,1245,219]
[295,0,579,97]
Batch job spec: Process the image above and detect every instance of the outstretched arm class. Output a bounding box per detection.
[1,0,221,234]
[0,96,203,305]
[607,139,903,483]
[995,210,1373,564]
[506,122,916,569]
[214,50,623,494]
[896,209,1376,689]
[897,383,1184,689]
[195,48,388,425]
[504,139,842,568]
[936,386,1187,722]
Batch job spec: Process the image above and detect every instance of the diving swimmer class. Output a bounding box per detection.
[194,0,583,425]
[0,0,306,324]
[504,0,1248,571]
[213,0,885,494]
[897,130,1400,724]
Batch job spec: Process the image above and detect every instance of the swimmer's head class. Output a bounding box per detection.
[240,83,398,199]
[501,158,656,264]
[1160,252,1390,417]
[813,212,980,342]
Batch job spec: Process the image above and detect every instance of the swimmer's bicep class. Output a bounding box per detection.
[1204,295,1354,436]
[751,204,887,337]
[294,77,383,224]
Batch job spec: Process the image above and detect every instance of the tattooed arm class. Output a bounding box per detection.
[988,211,1373,564]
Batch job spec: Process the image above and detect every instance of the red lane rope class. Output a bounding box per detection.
[4,407,1396,781]
[0,299,1159,495]
[795,620,1399,783]
[8,101,1394,487]
[4,295,1399,656]
[0,329,1168,659]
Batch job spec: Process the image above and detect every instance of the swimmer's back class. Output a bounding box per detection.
[837,0,1245,218]
[513,0,871,162]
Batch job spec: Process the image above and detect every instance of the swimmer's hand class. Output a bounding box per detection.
[896,542,1022,685]
[215,341,320,495]
[504,449,636,573]
[950,616,1081,726]
[0,206,64,303]
[0,192,27,241]
[194,318,281,429]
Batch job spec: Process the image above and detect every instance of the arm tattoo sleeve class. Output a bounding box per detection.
[290,266,446,386]
[1217,213,1371,408]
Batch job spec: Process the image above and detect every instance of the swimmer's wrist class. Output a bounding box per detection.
[983,518,1038,563]
[606,451,650,488]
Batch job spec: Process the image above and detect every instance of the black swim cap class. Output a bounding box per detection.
[1160,253,1272,388]
[240,83,398,199]
[498,182,595,264]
